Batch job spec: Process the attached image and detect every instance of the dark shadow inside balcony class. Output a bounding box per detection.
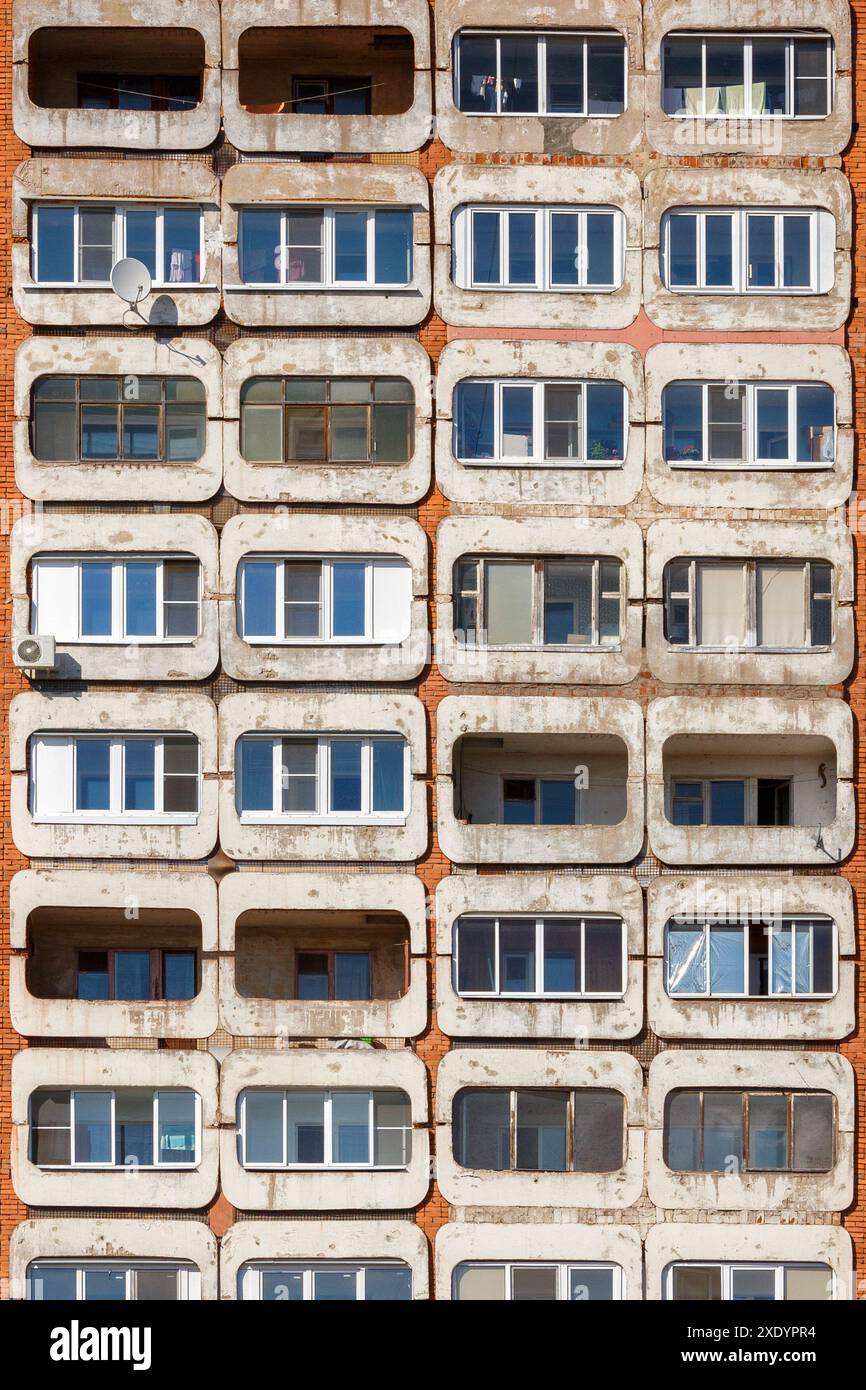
[28,28,205,112]
[237,27,414,115]
[234,908,411,1002]
[453,733,629,827]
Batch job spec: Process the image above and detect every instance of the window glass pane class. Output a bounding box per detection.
[587,38,625,113]
[782,216,811,287]
[114,951,151,1000]
[540,779,575,825]
[163,952,196,1001]
[550,213,579,286]
[707,385,745,461]
[374,1091,411,1165]
[584,919,624,993]
[77,950,110,1000]
[472,210,501,284]
[163,561,199,638]
[81,404,119,459]
[486,560,533,644]
[704,39,745,115]
[456,1265,507,1300]
[29,1265,78,1301]
[752,39,788,114]
[512,1267,558,1301]
[31,1090,72,1165]
[332,1091,370,1163]
[709,780,745,825]
[664,383,703,461]
[702,1092,743,1172]
[121,405,160,460]
[757,563,806,646]
[374,210,412,284]
[547,35,584,113]
[668,214,697,286]
[84,1269,127,1301]
[373,402,413,462]
[794,41,829,116]
[137,1269,180,1302]
[572,1091,623,1172]
[331,562,366,637]
[114,1087,153,1165]
[544,561,592,645]
[503,777,535,824]
[456,918,496,993]
[365,1267,412,1301]
[543,384,581,460]
[261,1269,303,1300]
[334,953,371,1001]
[284,561,321,638]
[162,736,199,813]
[79,207,115,281]
[731,1268,777,1302]
[586,213,615,285]
[667,927,707,994]
[705,214,733,286]
[241,402,283,461]
[372,740,404,813]
[811,920,834,994]
[456,381,494,459]
[756,387,790,460]
[785,1266,832,1301]
[570,1267,615,1301]
[281,739,317,813]
[666,1090,700,1170]
[455,1090,510,1169]
[543,919,580,993]
[792,1093,834,1171]
[36,206,75,281]
[709,926,745,993]
[499,918,535,993]
[244,1092,284,1164]
[330,739,363,811]
[748,215,776,288]
[76,739,111,810]
[74,1090,113,1163]
[662,39,702,115]
[285,211,324,282]
[240,210,281,284]
[507,212,536,284]
[586,382,624,460]
[297,952,329,1001]
[457,34,498,113]
[313,1271,357,1301]
[696,563,745,645]
[500,385,533,459]
[34,397,77,460]
[748,1093,789,1169]
[124,562,157,637]
[334,210,368,282]
[239,738,274,813]
[671,1266,722,1301]
[80,562,113,637]
[515,1090,567,1170]
[162,209,200,283]
[157,1091,195,1164]
[796,384,834,462]
[330,404,369,461]
[499,36,539,113]
[287,1091,326,1163]
[165,400,205,462]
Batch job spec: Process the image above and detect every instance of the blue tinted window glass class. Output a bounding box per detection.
[586,382,625,460]
[330,740,363,811]
[668,214,697,286]
[83,1269,127,1301]
[239,738,274,812]
[782,215,811,287]
[315,1271,357,1301]
[796,385,834,463]
[472,211,501,284]
[240,210,281,284]
[35,206,75,282]
[374,210,412,284]
[81,562,113,637]
[550,213,578,285]
[124,210,157,279]
[709,780,746,825]
[81,405,118,459]
[334,953,371,1000]
[709,927,745,993]
[164,952,196,1001]
[503,781,535,824]
[162,209,200,283]
[74,1091,112,1163]
[114,951,151,1000]
[123,739,155,811]
[332,562,366,637]
[124,562,157,637]
[332,1093,369,1163]
[540,780,575,825]
[372,740,404,812]
[334,210,367,282]
[455,382,494,458]
[77,953,110,1000]
[756,389,789,459]
[507,212,536,284]
[747,215,776,287]
[261,1270,303,1300]
[241,562,278,638]
[76,740,111,810]
[705,214,733,286]
[29,1265,78,1301]
[158,1091,196,1164]
[664,383,704,461]
[586,212,615,285]
[122,406,160,459]
[365,1267,412,1301]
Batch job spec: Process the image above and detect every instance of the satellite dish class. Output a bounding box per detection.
[110,257,152,307]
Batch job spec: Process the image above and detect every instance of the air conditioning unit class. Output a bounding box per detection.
[13,634,56,671]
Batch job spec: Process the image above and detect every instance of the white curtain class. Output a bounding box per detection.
[757,564,805,646]
[697,564,745,646]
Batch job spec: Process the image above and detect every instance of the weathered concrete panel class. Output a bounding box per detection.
[644,1222,853,1300]
[220,1219,430,1299]
[8,1217,218,1301]
[435,1221,643,1299]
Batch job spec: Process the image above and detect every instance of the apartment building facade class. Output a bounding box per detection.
[0,0,864,1303]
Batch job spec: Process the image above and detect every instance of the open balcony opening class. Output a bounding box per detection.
[25,906,201,1003]
[452,733,628,827]
[237,27,414,115]
[28,28,205,112]
[234,908,411,1003]
[663,733,837,828]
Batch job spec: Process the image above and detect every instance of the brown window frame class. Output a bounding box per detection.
[663,1088,836,1174]
[75,946,198,1002]
[239,376,415,466]
[294,949,373,1002]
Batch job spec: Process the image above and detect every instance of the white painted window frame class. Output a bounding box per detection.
[664,1261,836,1301]
[239,1262,412,1301]
[453,30,628,119]
[453,1261,624,1300]
[663,380,837,470]
[238,556,394,645]
[454,377,629,467]
[662,208,820,293]
[663,916,838,1000]
[238,206,413,290]
[30,733,201,824]
[662,34,834,120]
[30,203,205,288]
[238,1089,412,1172]
[27,1261,199,1301]
[30,1087,201,1171]
[237,734,410,825]
[31,554,201,644]
[667,775,794,827]
[454,206,624,291]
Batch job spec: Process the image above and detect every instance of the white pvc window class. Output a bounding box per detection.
[29,1088,200,1169]
[30,733,201,822]
[663,559,833,649]
[454,30,627,117]
[31,555,200,643]
[662,34,833,119]
[665,1262,835,1301]
[665,917,836,999]
[236,734,409,823]
[662,208,829,293]
[237,556,412,645]
[453,914,626,999]
[27,1261,200,1301]
[31,203,204,286]
[238,1089,412,1169]
[454,1261,623,1301]
[238,207,413,288]
[453,378,627,466]
[453,206,624,291]
[662,381,836,469]
[239,1262,413,1301]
